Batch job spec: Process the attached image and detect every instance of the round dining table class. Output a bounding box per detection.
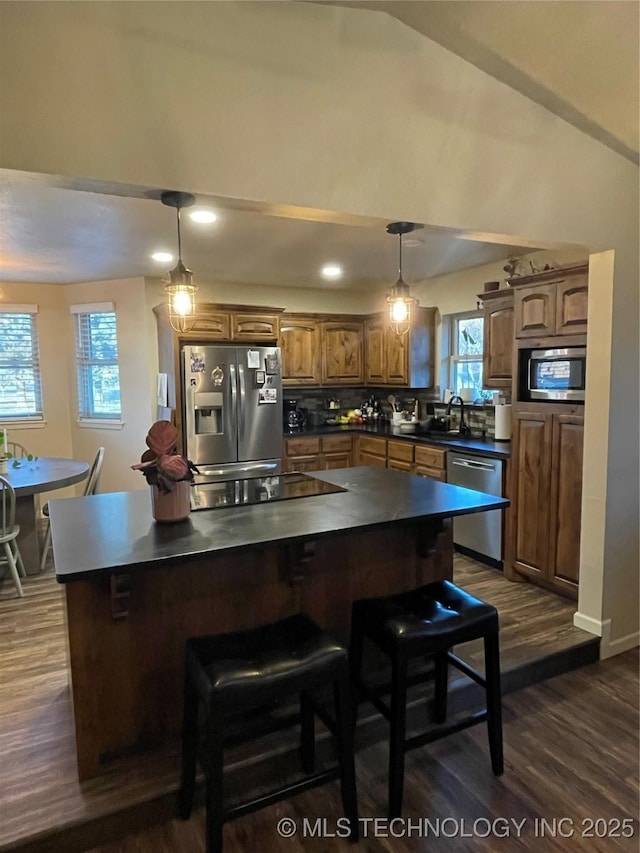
[3,457,90,575]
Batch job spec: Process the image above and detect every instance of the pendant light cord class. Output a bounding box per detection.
[398,231,403,280]
[176,206,183,262]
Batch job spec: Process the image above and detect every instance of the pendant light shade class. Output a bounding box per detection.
[161,191,197,333]
[385,221,420,336]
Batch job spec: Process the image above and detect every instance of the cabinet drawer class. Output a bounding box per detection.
[232,314,280,340]
[358,436,387,457]
[191,312,231,338]
[414,464,446,481]
[414,445,447,469]
[387,440,414,463]
[388,458,412,472]
[321,435,352,453]
[285,437,321,456]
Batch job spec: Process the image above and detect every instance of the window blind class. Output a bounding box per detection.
[0,312,43,420]
[74,311,122,419]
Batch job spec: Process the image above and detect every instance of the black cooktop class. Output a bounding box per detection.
[190,473,347,511]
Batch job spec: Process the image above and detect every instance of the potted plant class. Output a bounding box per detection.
[132,420,199,522]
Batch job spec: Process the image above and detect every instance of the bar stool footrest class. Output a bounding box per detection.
[224,767,341,822]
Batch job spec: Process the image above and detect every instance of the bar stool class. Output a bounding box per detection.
[178,613,359,853]
[350,579,503,818]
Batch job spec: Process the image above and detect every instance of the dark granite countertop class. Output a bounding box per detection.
[284,423,511,459]
[51,467,508,583]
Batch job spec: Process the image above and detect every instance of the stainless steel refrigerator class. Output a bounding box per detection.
[182,344,283,479]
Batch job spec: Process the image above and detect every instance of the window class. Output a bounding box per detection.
[447,311,485,401]
[71,303,122,420]
[0,305,43,421]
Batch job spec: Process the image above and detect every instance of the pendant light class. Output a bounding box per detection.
[385,221,420,336]
[161,190,197,333]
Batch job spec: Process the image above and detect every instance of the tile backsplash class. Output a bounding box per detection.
[285,386,509,438]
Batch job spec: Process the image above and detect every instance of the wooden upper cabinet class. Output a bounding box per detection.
[511,264,588,339]
[364,307,434,388]
[321,320,364,385]
[555,276,588,335]
[280,316,322,386]
[364,316,386,384]
[232,313,280,341]
[514,283,556,338]
[190,308,231,338]
[479,291,514,389]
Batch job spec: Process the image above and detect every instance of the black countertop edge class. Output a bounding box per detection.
[284,423,511,459]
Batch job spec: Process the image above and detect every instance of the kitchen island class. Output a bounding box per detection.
[50,467,508,780]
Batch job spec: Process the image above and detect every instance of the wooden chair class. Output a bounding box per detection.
[0,476,27,597]
[6,441,29,458]
[39,447,105,571]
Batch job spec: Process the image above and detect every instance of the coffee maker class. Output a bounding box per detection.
[284,399,305,432]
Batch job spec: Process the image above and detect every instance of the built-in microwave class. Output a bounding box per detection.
[521,347,586,402]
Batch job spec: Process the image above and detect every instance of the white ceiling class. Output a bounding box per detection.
[1,1,636,290]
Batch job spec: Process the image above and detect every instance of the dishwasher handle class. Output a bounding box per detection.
[450,457,497,471]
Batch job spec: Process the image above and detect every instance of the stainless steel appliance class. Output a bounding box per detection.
[521,346,586,402]
[447,451,504,566]
[182,344,283,479]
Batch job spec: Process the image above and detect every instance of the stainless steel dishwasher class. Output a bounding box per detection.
[447,451,504,565]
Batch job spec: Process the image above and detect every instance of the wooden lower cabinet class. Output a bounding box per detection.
[283,435,353,472]
[413,445,447,481]
[356,435,387,467]
[510,408,583,596]
[387,440,414,472]
[549,414,584,592]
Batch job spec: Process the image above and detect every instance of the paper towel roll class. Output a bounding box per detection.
[494,404,512,441]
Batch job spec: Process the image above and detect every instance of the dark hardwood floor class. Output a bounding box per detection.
[0,555,631,853]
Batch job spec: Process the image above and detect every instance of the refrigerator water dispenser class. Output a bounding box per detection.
[194,392,223,434]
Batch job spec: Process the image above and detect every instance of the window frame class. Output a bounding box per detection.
[444,310,485,399]
[71,302,123,423]
[0,304,44,424]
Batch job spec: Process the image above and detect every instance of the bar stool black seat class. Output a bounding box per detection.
[178,613,359,853]
[350,579,503,818]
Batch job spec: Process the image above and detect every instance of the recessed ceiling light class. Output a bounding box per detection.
[189,209,218,224]
[151,251,174,263]
[321,264,343,280]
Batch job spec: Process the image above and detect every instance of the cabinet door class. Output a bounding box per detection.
[364,316,385,384]
[555,277,588,335]
[232,314,280,341]
[322,451,352,470]
[387,458,412,472]
[284,455,322,473]
[357,451,387,468]
[549,414,583,593]
[384,327,409,385]
[191,310,231,338]
[322,321,364,384]
[413,464,446,482]
[280,316,322,385]
[483,296,514,388]
[512,410,553,578]
[514,284,556,338]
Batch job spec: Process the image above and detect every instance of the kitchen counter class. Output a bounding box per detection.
[51,468,508,780]
[284,422,511,459]
[51,467,507,582]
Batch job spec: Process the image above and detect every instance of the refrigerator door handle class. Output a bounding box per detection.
[229,362,238,436]
[238,363,246,438]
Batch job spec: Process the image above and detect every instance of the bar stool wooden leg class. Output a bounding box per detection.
[484,633,504,776]
[433,651,449,724]
[334,673,359,840]
[204,710,225,853]
[300,691,315,774]
[178,671,199,820]
[388,655,408,819]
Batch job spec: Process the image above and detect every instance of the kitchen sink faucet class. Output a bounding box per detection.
[446,395,470,435]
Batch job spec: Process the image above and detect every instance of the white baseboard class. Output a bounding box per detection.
[573,613,639,659]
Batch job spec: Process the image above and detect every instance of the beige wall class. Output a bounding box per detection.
[0,1,637,654]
